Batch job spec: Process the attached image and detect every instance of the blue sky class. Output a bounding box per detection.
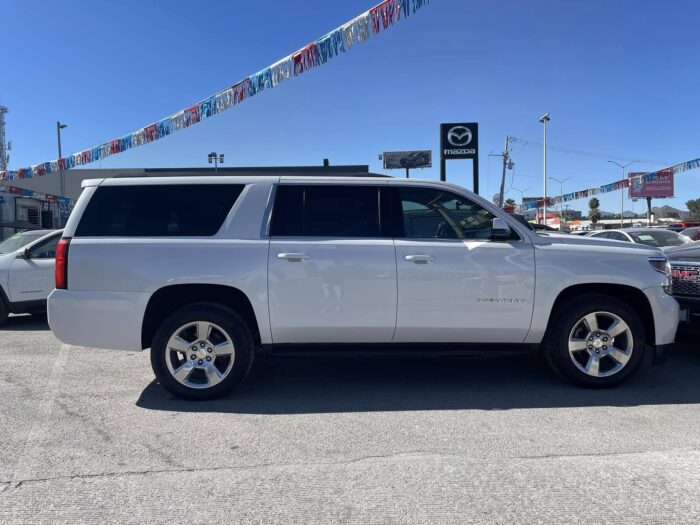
[3,0,700,213]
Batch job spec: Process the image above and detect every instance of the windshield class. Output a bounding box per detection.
[0,233,46,254]
[628,230,692,248]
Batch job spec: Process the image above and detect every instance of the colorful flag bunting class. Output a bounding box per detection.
[0,0,432,184]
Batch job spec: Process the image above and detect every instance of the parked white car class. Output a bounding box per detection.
[0,229,63,325]
[48,176,679,399]
[585,228,692,249]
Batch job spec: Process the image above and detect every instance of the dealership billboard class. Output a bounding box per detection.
[382,150,432,170]
[628,170,674,199]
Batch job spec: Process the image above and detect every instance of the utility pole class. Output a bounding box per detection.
[0,107,9,173]
[497,136,512,208]
[539,113,551,225]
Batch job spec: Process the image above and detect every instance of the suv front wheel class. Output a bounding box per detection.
[150,303,255,400]
[544,294,646,387]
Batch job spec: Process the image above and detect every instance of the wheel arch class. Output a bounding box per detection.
[546,283,655,345]
[141,284,261,350]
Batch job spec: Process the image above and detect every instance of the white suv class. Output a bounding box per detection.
[48,176,679,399]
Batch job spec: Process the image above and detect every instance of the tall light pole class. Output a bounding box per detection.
[511,186,531,212]
[539,113,551,225]
[607,160,638,228]
[208,151,224,173]
[548,176,571,228]
[57,121,67,196]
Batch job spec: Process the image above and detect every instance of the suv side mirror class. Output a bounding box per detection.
[492,217,512,241]
[19,247,32,259]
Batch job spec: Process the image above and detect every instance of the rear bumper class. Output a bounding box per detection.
[48,289,147,351]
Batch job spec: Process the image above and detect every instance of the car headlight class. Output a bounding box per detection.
[649,256,672,294]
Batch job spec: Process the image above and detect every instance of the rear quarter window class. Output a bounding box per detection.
[75,184,244,237]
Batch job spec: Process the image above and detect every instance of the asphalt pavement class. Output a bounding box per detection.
[1,314,700,524]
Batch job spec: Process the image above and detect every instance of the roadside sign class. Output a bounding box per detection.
[382,150,432,170]
[629,170,674,198]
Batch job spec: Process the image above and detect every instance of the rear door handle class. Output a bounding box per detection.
[277,252,310,261]
[404,254,435,263]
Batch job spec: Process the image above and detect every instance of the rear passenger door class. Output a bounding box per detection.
[267,183,397,343]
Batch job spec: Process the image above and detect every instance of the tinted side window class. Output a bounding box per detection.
[30,234,60,259]
[269,185,304,236]
[397,187,497,240]
[270,185,381,238]
[75,185,244,237]
[609,232,629,242]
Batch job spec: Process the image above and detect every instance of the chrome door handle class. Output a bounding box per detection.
[404,254,435,263]
[277,252,310,261]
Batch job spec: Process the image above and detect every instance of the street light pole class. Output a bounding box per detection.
[548,176,571,229]
[539,113,551,225]
[607,160,638,228]
[511,186,531,212]
[208,152,225,173]
[56,121,67,196]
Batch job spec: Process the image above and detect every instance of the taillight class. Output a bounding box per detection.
[55,238,71,289]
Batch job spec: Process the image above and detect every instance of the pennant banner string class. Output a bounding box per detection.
[0,0,432,184]
[520,157,700,211]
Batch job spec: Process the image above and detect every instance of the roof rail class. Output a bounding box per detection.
[113,171,390,179]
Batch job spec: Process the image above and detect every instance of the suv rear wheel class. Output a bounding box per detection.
[544,294,645,387]
[150,303,255,400]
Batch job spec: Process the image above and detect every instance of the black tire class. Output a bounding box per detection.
[544,294,646,388]
[0,297,8,326]
[150,302,255,400]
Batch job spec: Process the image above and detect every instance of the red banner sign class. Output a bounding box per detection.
[628,170,674,198]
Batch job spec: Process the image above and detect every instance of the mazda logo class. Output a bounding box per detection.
[447,126,472,147]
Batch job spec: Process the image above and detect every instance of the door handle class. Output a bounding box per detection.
[277,252,310,261]
[404,254,435,263]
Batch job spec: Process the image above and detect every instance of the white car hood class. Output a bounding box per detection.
[664,241,700,262]
[534,232,664,256]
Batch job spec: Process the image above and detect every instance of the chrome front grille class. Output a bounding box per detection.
[671,263,700,297]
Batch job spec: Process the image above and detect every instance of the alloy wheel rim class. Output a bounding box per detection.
[568,311,633,378]
[165,321,235,389]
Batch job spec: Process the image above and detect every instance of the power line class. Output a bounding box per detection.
[509,137,668,165]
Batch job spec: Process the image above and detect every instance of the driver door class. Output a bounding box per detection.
[8,233,60,303]
[391,185,535,343]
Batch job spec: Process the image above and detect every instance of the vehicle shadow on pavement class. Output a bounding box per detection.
[136,342,700,415]
[0,314,49,332]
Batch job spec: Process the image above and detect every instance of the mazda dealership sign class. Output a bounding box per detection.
[439,122,479,193]
[441,122,478,159]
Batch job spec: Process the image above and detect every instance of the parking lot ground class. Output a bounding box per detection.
[2,314,700,524]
